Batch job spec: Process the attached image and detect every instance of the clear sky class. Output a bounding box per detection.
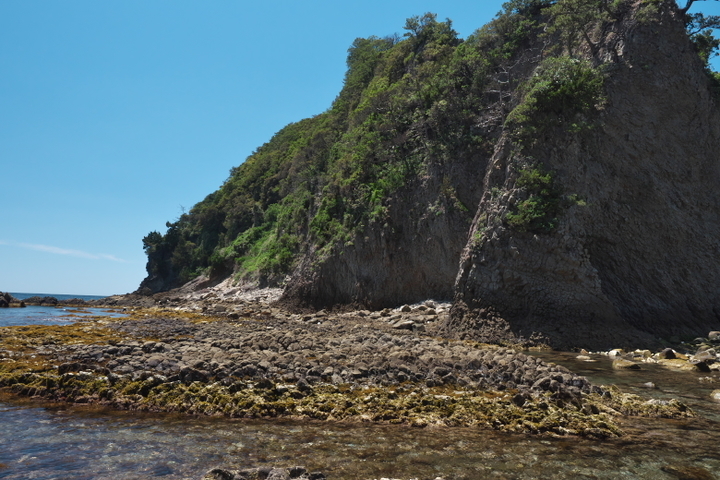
[1,1,719,296]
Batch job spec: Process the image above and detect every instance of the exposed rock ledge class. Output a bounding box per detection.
[0,292,24,308]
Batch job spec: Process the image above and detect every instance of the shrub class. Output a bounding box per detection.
[505,166,561,233]
[506,56,605,140]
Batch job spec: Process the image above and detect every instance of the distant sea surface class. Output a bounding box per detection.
[0,293,123,328]
[10,292,108,302]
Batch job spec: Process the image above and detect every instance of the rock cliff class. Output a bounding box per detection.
[445,1,720,349]
[138,1,720,349]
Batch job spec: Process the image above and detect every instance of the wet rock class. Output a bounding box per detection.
[690,362,712,373]
[657,348,677,360]
[661,464,716,480]
[612,358,640,370]
[691,349,716,364]
[657,359,700,372]
[180,366,209,383]
[202,466,323,480]
[711,390,720,402]
[202,468,235,480]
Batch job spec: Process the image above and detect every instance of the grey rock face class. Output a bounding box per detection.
[445,6,720,350]
[281,160,485,309]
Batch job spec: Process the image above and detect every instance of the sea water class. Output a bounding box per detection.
[10,293,108,302]
[0,293,124,328]
[1,306,720,479]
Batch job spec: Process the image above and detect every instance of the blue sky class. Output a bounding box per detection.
[1,1,719,296]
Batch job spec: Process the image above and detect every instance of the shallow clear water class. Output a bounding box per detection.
[532,351,720,422]
[2,307,720,479]
[1,393,719,480]
[0,305,125,327]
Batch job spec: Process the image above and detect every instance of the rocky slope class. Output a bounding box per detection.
[137,1,720,350]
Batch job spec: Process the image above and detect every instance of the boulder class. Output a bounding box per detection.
[21,296,58,306]
[690,349,716,364]
[657,348,676,360]
[612,358,640,370]
[657,359,701,372]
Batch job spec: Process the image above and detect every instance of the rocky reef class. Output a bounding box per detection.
[0,304,696,442]
[202,466,326,480]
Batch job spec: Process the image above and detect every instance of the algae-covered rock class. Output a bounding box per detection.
[0,310,697,439]
[202,466,325,480]
[658,359,704,372]
[661,464,716,480]
[612,359,640,370]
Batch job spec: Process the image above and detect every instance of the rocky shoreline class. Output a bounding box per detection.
[0,304,695,424]
[2,287,717,479]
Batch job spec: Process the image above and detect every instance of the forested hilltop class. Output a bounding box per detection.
[140,0,720,349]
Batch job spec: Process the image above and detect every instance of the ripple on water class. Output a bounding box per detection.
[2,346,720,479]
[0,305,126,328]
[1,394,720,480]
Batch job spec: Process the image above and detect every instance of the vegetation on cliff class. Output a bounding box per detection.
[140,0,720,299]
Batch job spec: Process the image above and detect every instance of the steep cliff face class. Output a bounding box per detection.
[281,153,485,309]
[444,1,720,349]
[139,13,501,304]
[139,1,720,349]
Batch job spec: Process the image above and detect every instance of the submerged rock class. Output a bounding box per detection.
[202,466,325,480]
[0,309,695,439]
[612,359,641,370]
[661,464,716,480]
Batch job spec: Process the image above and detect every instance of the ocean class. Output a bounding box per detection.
[10,292,108,302]
[0,293,123,328]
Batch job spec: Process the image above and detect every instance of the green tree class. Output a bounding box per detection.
[545,0,624,55]
[679,0,720,14]
[686,12,720,66]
